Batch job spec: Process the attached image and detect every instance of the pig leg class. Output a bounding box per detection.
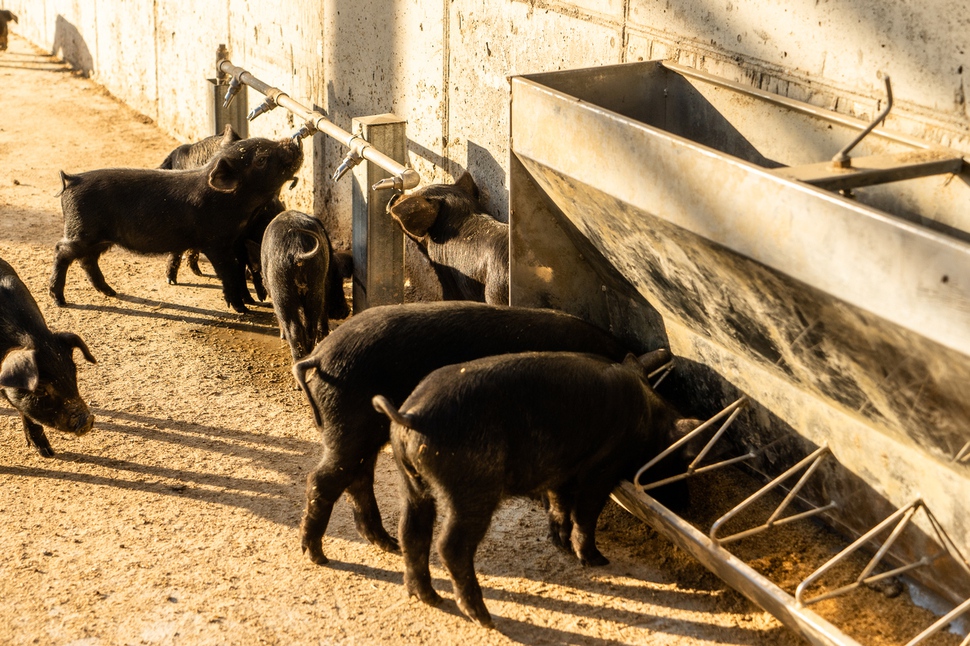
[23,416,54,458]
[203,247,248,313]
[300,451,362,565]
[570,487,612,567]
[50,240,112,304]
[301,449,398,563]
[437,496,499,627]
[345,458,399,552]
[166,252,182,285]
[49,240,80,305]
[186,250,203,276]
[545,489,575,554]
[398,481,442,606]
[77,254,117,297]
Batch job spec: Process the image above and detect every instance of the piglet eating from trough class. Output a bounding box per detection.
[1,257,96,457]
[373,350,699,627]
[50,136,303,313]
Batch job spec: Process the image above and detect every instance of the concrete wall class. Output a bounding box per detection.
[6,0,970,247]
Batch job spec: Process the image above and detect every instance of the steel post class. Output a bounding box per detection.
[351,114,407,312]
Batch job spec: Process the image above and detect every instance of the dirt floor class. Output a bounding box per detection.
[0,34,962,646]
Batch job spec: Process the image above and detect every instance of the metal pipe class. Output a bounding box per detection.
[904,597,970,646]
[216,59,420,191]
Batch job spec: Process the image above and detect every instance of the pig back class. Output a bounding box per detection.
[305,301,627,404]
[396,351,657,494]
[295,301,628,432]
[0,258,51,350]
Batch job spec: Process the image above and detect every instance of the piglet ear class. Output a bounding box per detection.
[55,332,97,364]
[388,195,440,239]
[636,348,672,374]
[621,352,644,372]
[221,124,240,146]
[453,171,480,201]
[0,349,40,392]
[208,157,240,193]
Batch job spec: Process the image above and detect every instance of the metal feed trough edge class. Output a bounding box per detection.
[508,59,970,643]
[623,363,970,644]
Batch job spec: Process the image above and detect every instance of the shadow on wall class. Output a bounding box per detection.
[467,141,510,222]
[52,15,93,77]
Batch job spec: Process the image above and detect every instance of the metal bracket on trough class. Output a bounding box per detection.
[796,498,970,645]
[955,441,970,464]
[770,149,964,192]
[634,395,752,493]
[710,445,838,546]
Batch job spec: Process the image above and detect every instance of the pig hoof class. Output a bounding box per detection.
[408,585,443,607]
[167,278,177,286]
[373,535,400,554]
[301,541,330,566]
[580,553,610,567]
[457,600,493,628]
[35,445,55,458]
[547,531,571,553]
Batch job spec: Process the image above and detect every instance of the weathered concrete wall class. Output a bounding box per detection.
[5,0,969,245]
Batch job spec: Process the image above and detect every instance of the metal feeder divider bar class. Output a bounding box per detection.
[626,358,970,645]
[216,59,420,192]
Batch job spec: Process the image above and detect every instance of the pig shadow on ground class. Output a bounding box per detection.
[52,15,93,77]
[70,298,280,337]
[317,556,780,644]
[0,406,316,527]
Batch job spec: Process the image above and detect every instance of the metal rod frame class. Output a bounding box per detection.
[633,395,750,491]
[710,445,837,545]
[216,59,420,192]
[793,498,970,644]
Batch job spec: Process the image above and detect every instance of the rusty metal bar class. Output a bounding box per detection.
[771,149,964,191]
[831,75,894,167]
[216,58,420,192]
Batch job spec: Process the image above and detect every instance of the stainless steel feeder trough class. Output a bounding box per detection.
[509,61,970,644]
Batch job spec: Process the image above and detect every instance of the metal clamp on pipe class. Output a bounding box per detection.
[372,168,421,192]
[292,121,318,141]
[332,134,369,182]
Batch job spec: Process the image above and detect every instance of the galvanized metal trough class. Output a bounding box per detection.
[508,61,970,645]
